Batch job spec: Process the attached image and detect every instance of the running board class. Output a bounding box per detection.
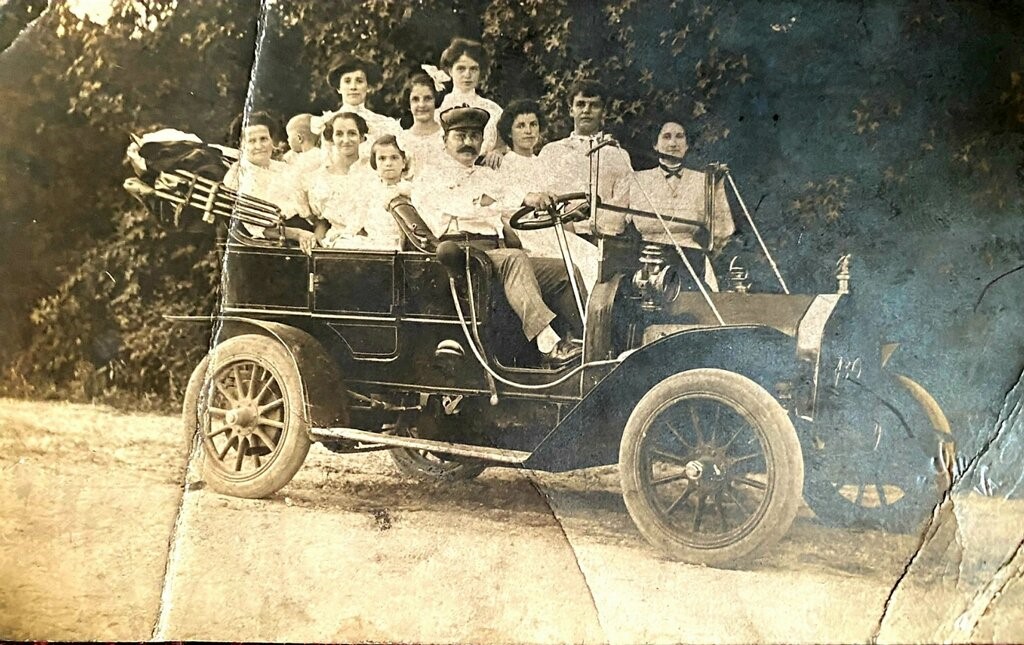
[310,427,531,465]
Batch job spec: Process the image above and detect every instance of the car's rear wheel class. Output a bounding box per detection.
[182,354,210,459]
[804,373,954,533]
[620,369,804,567]
[197,334,310,498]
[389,400,487,482]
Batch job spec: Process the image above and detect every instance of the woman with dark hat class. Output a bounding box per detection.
[311,53,401,158]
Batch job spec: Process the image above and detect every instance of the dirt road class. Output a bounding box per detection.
[1,398,1021,642]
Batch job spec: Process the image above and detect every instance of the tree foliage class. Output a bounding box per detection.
[1,0,1023,412]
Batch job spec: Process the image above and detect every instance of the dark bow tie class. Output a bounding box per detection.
[660,163,683,179]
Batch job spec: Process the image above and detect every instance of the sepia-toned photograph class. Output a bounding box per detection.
[1,0,1023,642]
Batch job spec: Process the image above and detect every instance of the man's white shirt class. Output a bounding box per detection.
[413,154,526,238]
[537,132,633,234]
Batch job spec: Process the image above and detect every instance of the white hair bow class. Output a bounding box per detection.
[421,64,451,92]
[309,109,339,137]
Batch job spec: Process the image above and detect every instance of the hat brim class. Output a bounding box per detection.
[326,54,382,90]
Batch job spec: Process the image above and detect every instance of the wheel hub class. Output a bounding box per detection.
[684,460,704,480]
[687,451,729,490]
[225,402,258,434]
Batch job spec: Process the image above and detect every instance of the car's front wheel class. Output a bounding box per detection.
[196,334,311,498]
[620,369,804,567]
[804,372,954,532]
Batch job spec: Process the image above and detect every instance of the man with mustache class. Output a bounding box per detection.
[415,106,585,366]
[538,79,634,237]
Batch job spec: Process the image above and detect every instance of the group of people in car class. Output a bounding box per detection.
[224,37,735,366]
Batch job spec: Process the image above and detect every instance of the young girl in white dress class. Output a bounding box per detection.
[358,135,411,251]
[396,70,445,179]
[436,37,507,166]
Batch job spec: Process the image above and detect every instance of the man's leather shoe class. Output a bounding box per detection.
[542,339,583,368]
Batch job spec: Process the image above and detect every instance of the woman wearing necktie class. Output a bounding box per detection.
[613,119,735,289]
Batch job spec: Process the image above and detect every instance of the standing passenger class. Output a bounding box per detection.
[436,37,507,166]
[538,80,633,236]
[397,70,446,178]
[313,54,401,158]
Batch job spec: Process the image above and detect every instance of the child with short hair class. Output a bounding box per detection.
[283,113,322,172]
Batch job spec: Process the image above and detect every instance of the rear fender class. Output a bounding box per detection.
[525,325,804,472]
[172,315,349,428]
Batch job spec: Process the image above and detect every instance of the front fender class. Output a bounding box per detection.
[525,324,805,472]
[170,315,349,428]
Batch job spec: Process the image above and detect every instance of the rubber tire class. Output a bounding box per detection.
[389,405,487,482]
[182,355,210,459]
[390,448,487,482]
[620,369,804,567]
[200,334,311,498]
[803,374,952,533]
[181,355,212,484]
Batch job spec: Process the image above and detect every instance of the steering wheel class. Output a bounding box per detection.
[509,192,593,231]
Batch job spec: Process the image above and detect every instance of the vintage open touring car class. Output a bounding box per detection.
[126,133,954,566]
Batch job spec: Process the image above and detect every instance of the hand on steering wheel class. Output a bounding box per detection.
[509,192,594,231]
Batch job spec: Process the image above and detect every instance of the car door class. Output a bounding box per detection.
[312,249,399,360]
[221,243,310,312]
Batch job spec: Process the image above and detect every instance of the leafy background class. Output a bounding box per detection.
[0,0,1021,457]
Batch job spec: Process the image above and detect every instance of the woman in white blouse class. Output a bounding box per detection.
[304,111,375,248]
[314,54,401,159]
[496,100,599,291]
[436,37,507,166]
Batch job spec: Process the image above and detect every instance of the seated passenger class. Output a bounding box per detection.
[222,110,315,253]
[496,99,600,291]
[416,106,585,366]
[613,119,735,289]
[283,113,324,173]
[306,112,373,248]
[318,135,406,251]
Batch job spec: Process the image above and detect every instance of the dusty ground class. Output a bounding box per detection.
[1,397,1022,642]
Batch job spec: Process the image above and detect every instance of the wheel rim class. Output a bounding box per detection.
[396,408,478,474]
[638,394,774,550]
[809,419,937,521]
[201,357,289,479]
[827,424,915,509]
[807,381,947,528]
